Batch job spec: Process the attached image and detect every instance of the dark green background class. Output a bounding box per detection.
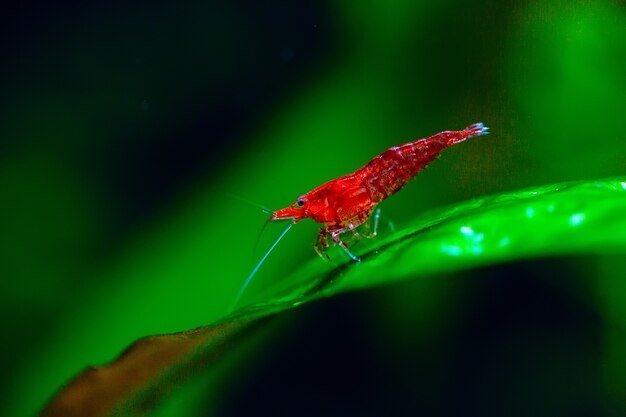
[2,1,626,416]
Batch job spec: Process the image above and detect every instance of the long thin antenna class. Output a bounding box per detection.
[253,217,273,256]
[233,221,293,309]
[228,193,273,214]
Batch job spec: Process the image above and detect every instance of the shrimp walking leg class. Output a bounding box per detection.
[314,229,332,262]
[346,209,380,248]
[330,230,361,262]
[360,208,381,239]
[347,222,362,242]
[315,226,362,262]
[372,208,381,235]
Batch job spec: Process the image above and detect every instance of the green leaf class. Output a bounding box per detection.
[42,177,626,416]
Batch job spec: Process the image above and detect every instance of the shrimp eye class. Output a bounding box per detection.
[297,198,305,207]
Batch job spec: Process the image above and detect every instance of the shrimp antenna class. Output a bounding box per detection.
[228,193,273,214]
[233,221,293,309]
[253,216,273,256]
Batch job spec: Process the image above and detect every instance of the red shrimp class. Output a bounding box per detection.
[270,123,489,262]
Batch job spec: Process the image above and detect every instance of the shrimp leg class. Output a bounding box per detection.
[330,230,361,262]
[359,208,381,239]
[315,226,362,262]
[314,229,332,262]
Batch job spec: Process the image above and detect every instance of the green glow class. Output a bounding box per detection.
[569,213,585,227]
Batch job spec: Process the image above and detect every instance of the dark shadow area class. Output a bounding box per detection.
[216,257,605,417]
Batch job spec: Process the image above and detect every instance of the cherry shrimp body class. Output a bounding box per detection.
[270,122,489,261]
[234,123,489,306]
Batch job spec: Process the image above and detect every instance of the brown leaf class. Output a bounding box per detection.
[41,318,260,417]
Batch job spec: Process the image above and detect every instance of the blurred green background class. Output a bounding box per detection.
[2,1,626,416]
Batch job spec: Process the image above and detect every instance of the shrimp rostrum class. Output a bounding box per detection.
[270,123,489,262]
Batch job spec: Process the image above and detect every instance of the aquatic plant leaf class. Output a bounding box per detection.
[42,177,626,416]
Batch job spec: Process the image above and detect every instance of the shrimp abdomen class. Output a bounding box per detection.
[358,123,489,202]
